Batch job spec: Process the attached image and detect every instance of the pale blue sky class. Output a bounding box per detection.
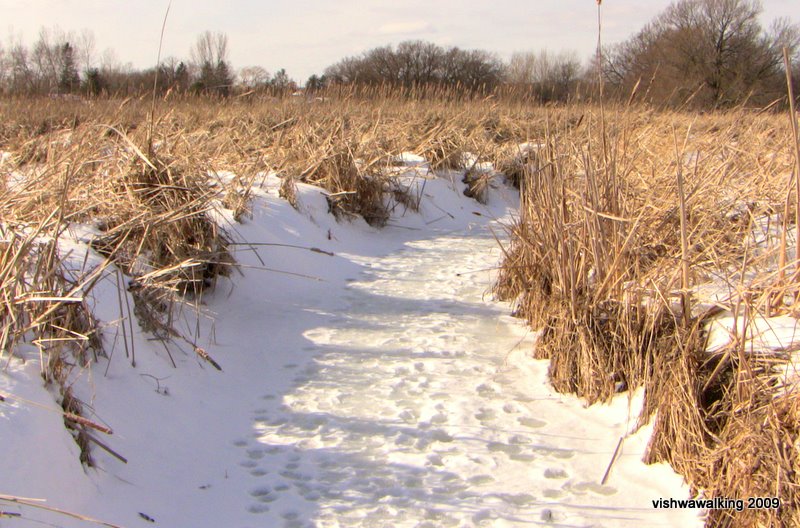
[3,1,797,81]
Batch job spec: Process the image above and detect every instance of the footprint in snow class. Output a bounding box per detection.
[475,383,500,399]
[430,429,454,442]
[544,467,569,479]
[302,489,321,502]
[278,467,304,480]
[399,409,418,423]
[540,508,559,523]
[500,493,537,506]
[246,448,265,460]
[468,474,495,485]
[429,412,448,424]
[487,442,521,455]
[427,454,444,466]
[518,416,547,429]
[474,408,496,422]
[509,452,537,462]
[543,488,565,499]
[395,434,415,447]
[249,486,272,498]
[247,503,270,514]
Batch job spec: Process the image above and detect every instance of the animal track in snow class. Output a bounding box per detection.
[234,229,693,527]
[544,467,569,479]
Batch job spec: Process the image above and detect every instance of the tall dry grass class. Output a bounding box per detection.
[494,103,799,526]
[0,92,533,462]
[0,214,107,463]
[2,93,799,526]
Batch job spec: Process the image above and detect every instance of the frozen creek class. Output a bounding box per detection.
[230,223,700,527]
[0,177,701,527]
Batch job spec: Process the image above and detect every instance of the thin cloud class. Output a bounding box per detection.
[376,21,436,36]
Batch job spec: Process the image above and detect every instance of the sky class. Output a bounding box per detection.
[2,0,798,82]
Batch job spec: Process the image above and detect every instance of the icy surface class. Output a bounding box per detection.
[0,172,701,527]
[237,229,699,527]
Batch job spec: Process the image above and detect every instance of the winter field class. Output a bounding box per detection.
[0,96,799,527]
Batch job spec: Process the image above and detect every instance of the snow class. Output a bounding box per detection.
[0,161,703,527]
[461,152,494,174]
[392,152,428,168]
[692,211,800,388]
[2,151,27,192]
[706,313,800,354]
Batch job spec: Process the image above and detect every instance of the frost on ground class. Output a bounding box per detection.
[1,161,701,527]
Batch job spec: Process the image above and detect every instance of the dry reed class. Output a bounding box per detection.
[494,102,799,526]
[2,93,799,526]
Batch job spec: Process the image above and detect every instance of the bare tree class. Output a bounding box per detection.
[604,0,800,106]
[18,26,96,94]
[31,27,64,92]
[191,31,228,69]
[324,56,359,84]
[190,31,233,96]
[239,66,270,89]
[99,48,119,73]
[324,40,502,93]
[7,35,34,94]
[507,50,581,102]
[367,46,400,84]
[451,49,504,91]
[77,29,96,73]
[395,40,441,86]
[0,42,6,93]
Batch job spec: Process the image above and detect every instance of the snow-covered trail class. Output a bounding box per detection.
[1,175,702,528]
[229,224,700,527]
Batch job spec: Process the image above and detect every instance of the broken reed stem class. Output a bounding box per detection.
[601,435,624,485]
[677,171,691,325]
[0,494,123,528]
[85,433,128,464]
[784,49,800,295]
[148,0,172,156]
[596,0,609,178]
[114,269,131,362]
[0,391,111,435]
[775,186,790,313]
[63,412,113,435]
[674,131,692,326]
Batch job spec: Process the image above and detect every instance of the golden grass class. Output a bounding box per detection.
[1,94,799,525]
[0,93,517,463]
[494,103,799,526]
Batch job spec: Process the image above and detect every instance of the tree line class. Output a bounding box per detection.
[0,28,296,97]
[603,0,800,107]
[0,0,797,107]
[320,41,505,93]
